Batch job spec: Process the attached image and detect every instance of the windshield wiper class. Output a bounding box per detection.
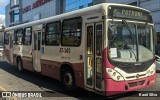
[122,20,135,46]
[122,20,133,39]
[122,20,138,61]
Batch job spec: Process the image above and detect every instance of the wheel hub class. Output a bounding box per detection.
[64,73,73,86]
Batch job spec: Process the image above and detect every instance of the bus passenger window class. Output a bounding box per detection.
[4,33,9,45]
[45,21,61,46]
[14,29,23,45]
[23,27,32,45]
[62,17,82,46]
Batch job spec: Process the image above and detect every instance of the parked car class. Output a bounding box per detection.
[0,45,3,56]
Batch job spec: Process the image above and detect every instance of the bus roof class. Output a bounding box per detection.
[5,3,150,32]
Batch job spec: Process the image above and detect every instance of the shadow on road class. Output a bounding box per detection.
[0,61,139,99]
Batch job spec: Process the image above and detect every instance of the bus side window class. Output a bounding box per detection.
[62,17,82,46]
[45,21,61,46]
[4,32,9,45]
[23,27,32,45]
[14,29,23,45]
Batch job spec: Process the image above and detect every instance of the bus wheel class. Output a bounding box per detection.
[17,59,23,72]
[61,68,76,91]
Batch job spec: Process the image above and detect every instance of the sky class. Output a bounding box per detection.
[0,0,9,25]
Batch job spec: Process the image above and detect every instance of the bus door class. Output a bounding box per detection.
[9,35,13,64]
[32,30,41,72]
[85,22,103,91]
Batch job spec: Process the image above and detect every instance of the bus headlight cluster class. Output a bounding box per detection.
[106,68,125,81]
[147,64,156,76]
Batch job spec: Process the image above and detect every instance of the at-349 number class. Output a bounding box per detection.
[59,48,70,53]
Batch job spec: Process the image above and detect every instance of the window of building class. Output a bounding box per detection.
[88,2,93,7]
[10,8,20,23]
[45,21,61,46]
[4,33,9,45]
[62,17,82,46]
[14,29,23,45]
[65,0,93,12]
[129,2,137,6]
[23,27,32,45]
[79,5,84,9]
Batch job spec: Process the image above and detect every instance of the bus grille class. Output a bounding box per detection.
[126,74,146,79]
[128,80,145,87]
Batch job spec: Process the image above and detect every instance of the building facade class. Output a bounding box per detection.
[5,0,63,27]
[64,0,93,12]
[5,0,160,35]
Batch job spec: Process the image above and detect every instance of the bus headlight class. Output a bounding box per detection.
[147,64,156,76]
[106,68,125,81]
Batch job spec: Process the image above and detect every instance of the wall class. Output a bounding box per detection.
[139,0,160,32]
[22,0,57,23]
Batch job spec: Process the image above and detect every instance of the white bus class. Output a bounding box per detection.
[4,3,156,96]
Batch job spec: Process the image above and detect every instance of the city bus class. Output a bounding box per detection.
[3,3,156,96]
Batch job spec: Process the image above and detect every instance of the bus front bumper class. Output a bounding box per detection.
[105,73,156,96]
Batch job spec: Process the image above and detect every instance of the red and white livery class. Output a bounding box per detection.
[3,3,156,96]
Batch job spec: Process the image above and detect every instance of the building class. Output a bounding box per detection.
[5,0,96,27]
[64,0,93,12]
[5,0,63,27]
[5,0,160,35]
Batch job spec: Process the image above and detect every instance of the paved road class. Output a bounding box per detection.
[0,57,159,100]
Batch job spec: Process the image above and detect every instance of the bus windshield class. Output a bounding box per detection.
[108,21,154,63]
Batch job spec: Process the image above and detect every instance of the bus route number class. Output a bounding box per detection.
[59,48,70,54]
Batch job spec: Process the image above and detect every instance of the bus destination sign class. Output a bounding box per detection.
[109,6,152,22]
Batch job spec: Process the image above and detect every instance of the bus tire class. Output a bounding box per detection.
[61,68,76,91]
[17,58,23,72]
